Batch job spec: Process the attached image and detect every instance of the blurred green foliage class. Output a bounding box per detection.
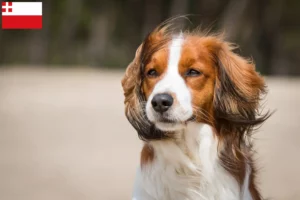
[0,0,299,75]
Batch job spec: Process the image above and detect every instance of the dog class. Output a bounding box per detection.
[121,20,270,200]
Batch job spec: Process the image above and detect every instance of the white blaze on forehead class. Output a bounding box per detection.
[149,34,186,94]
[146,34,193,124]
[168,34,184,71]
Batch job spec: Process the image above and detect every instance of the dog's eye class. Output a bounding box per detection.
[147,69,158,77]
[186,69,202,77]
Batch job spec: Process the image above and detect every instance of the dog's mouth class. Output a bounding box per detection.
[156,115,195,123]
[159,118,176,123]
[153,115,196,132]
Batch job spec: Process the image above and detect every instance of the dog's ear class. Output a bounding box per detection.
[122,43,148,138]
[205,40,271,194]
[212,41,268,136]
[121,43,143,105]
[121,21,176,140]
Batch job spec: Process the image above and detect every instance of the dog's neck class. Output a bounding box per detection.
[137,122,250,200]
[142,122,221,183]
[147,122,216,165]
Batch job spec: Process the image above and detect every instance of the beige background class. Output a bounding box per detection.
[0,68,299,200]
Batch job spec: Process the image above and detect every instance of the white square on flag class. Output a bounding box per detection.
[2,2,42,29]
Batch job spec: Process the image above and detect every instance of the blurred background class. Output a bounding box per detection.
[0,0,299,200]
[1,0,300,74]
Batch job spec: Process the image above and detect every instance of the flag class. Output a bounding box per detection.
[2,2,42,29]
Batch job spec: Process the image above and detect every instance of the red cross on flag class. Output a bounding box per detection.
[2,2,42,29]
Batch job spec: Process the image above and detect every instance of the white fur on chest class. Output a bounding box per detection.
[132,123,245,200]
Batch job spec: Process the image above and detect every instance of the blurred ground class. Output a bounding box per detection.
[0,68,299,200]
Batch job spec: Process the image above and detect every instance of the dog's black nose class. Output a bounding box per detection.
[151,93,173,113]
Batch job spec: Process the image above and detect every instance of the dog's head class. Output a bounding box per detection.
[122,22,269,141]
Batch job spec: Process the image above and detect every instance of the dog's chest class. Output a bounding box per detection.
[133,124,242,200]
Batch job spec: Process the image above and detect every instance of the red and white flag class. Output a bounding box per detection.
[2,2,42,29]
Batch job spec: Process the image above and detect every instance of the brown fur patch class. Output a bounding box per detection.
[142,48,170,99]
[141,144,155,168]
[179,36,218,125]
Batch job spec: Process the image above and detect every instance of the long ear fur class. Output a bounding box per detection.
[211,40,270,200]
[121,24,172,141]
[213,41,270,139]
